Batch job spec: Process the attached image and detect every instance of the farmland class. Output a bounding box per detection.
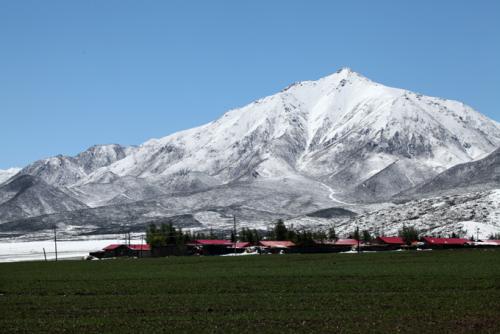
[1,250,500,333]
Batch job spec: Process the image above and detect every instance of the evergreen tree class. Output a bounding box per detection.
[398,225,419,245]
[352,228,360,241]
[488,233,500,240]
[208,228,216,240]
[295,229,315,246]
[146,223,166,248]
[328,226,337,240]
[362,230,372,243]
[273,219,288,241]
[239,228,261,243]
[313,230,327,242]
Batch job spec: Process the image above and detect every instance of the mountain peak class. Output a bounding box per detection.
[336,67,353,74]
[327,67,370,82]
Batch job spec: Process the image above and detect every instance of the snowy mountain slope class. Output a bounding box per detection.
[0,174,88,223]
[66,171,219,208]
[397,147,500,199]
[288,190,500,239]
[352,159,437,202]
[0,168,21,185]
[19,144,133,187]
[0,177,336,237]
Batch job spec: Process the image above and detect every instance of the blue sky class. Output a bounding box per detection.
[0,0,499,169]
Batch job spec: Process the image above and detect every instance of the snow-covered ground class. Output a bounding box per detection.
[288,189,500,238]
[0,238,124,263]
[460,221,500,240]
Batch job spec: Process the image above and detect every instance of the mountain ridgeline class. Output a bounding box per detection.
[1,68,499,238]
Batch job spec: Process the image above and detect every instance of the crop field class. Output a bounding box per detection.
[1,250,500,333]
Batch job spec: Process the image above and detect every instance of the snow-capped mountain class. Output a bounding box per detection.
[0,168,21,185]
[68,69,500,202]
[1,68,500,238]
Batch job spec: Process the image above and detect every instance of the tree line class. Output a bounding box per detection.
[145,220,493,249]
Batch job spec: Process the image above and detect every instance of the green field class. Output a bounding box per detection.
[1,250,500,333]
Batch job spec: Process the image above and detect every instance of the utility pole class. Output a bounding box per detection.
[140,234,144,258]
[43,248,47,262]
[476,228,480,242]
[356,226,360,254]
[53,226,58,261]
[233,215,237,255]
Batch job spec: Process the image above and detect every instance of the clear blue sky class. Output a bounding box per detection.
[1,0,499,169]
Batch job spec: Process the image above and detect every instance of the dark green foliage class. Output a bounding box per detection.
[239,228,261,243]
[350,228,360,241]
[208,228,216,240]
[1,250,500,333]
[398,225,420,245]
[328,226,337,240]
[145,223,164,247]
[146,223,192,249]
[294,230,315,246]
[273,219,288,241]
[362,230,372,243]
[489,233,500,240]
[268,221,329,245]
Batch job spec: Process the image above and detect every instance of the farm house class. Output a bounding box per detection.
[372,237,406,250]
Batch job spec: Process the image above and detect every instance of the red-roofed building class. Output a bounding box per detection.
[375,237,405,245]
[192,239,233,246]
[259,240,295,248]
[128,244,151,251]
[330,239,359,246]
[370,236,406,250]
[258,240,295,253]
[91,244,151,258]
[102,244,123,251]
[234,242,252,249]
[190,240,252,255]
[421,237,470,249]
[293,238,359,253]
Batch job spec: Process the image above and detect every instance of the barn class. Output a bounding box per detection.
[372,236,405,250]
